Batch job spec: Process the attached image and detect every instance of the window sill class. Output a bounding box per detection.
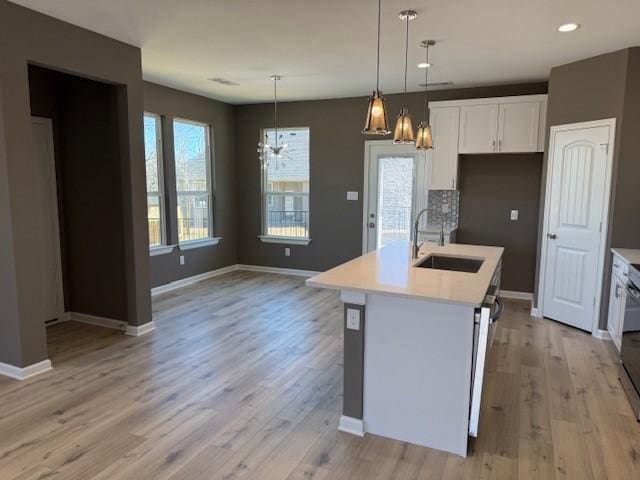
[178,237,222,250]
[258,236,312,246]
[150,245,175,256]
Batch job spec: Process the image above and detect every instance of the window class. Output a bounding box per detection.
[173,119,212,244]
[261,127,310,243]
[144,113,165,248]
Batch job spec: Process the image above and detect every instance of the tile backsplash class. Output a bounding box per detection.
[425,190,460,232]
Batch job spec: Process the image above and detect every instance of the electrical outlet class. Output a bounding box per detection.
[510,210,519,221]
[284,247,291,257]
[347,191,359,201]
[346,308,360,330]
[179,255,185,265]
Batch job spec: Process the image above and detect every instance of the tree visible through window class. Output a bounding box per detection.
[144,113,164,248]
[262,127,310,239]
[174,119,212,243]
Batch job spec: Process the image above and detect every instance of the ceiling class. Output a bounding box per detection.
[9,0,640,104]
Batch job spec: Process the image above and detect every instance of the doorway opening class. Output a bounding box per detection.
[362,141,427,253]
[28,65,131,361]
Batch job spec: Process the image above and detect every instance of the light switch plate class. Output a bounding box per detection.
[179,255,185,265]
[347,191,359,201]
[510,210,519,221]
[346,308,360,330]
[284,247,291,257]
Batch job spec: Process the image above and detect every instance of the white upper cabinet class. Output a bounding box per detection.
[458,104,499,154]
[428,106,460,190]
[497,101,540,153]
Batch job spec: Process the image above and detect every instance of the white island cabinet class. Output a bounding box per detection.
[306,241,503,457]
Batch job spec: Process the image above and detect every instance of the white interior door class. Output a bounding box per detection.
[541,121,614,332]
[363,142,426,253]
[31,117,64,323]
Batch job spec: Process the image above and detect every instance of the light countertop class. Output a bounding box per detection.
[612,248,640,266]
[306,241,504,307]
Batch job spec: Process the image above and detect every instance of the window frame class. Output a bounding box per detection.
[144,112,168,251]
[259,126,311,245]
[173,117,215,247]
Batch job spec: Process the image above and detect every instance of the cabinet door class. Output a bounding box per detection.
[458,104,499,154]
[428,106,460,190]
[497,101,541,153]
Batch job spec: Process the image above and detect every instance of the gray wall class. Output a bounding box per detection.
[235,83,547,271]
[536,47,640,329]
[0,0,151,367]
[28,66,130,320]
[457,154,542,293]
[143,82,238,287]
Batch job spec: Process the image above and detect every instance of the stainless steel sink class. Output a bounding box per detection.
[415,254,484,273]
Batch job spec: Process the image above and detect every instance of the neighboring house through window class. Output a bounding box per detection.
[173,118,213,244]
[261,127,310,243]
[144,113,165,248]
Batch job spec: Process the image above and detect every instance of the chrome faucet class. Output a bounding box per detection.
[412,208,429,258]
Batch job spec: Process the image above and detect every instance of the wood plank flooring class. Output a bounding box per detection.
[0,270,638,479]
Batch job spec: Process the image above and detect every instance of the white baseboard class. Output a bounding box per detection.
[0,359,52,380]
[151,264,240,296]
[338,415,365,437]
[500,290,534,301]
[530,307,542,318]
[68,312,127,331]
[125,321,156,337]
[237,264,320,278]
[593,329,611,340]
[151,264,320,297]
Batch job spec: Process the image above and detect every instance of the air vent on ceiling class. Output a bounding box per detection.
[418,81,453,88]
[208,77,239,86]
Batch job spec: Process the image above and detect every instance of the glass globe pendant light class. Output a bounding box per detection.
[393,10,417,144]
[362,0,390,135]
[416,40,435,150]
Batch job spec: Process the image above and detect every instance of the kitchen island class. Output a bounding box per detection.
[306,241,503,456]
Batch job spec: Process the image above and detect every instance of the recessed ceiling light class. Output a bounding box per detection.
[417,62,432,69]
[558,23,580,32]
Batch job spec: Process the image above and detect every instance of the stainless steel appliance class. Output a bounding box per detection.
[620,263,640,420]
[469,265,503,438]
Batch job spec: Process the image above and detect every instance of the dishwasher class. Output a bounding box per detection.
[469,284,503,438]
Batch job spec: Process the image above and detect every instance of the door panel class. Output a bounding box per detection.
[458,104,499,154]
[31,118,64,323]
[364,143,425,253]
[497,101,540,153]
[542,125,611,331]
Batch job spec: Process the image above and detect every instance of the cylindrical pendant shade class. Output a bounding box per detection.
[415,122,433,149]
[362,90,390,135]
[393,108,415,144]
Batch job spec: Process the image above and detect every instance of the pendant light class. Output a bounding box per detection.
[362,0,390,135]
[393,10,417,144]
[258,75,288,169]
[416,40,435,150]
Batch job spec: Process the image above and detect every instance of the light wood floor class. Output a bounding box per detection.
[1,271,639,479]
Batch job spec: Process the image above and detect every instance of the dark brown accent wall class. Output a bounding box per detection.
[0,0,151,367]
[143,82,238,287]
[235,83,547,271]
[539,47,640,328]
[458,154,542,293]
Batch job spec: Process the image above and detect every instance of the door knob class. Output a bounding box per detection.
[369,222,375,228]
[547,233,557,239]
